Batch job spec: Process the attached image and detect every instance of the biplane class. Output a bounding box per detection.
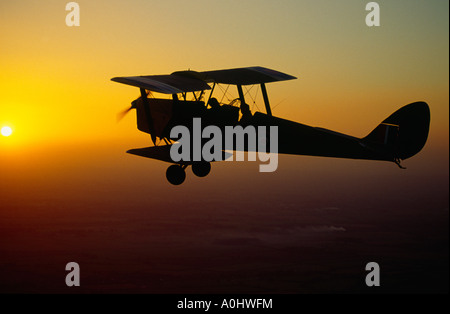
[112,66,430,185]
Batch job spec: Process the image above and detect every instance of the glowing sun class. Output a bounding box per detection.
[1,126,13,137]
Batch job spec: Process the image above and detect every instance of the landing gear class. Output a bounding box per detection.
[192,161,211,177]
[165,162,212,185]
[166,165,186,185]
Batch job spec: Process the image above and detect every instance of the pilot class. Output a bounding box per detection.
[239,102,252,124]
[206,97,222,125]
[208,97,221,109]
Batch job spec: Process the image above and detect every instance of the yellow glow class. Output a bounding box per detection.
[0,1,446,170]
[1,126,12,137]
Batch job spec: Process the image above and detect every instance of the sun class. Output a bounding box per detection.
[1,126,13,137]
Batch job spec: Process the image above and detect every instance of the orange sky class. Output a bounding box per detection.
[0,1,448,295]
[0,0,448,189]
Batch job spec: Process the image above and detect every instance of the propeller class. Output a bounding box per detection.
[116,105,134,122]
[116,89,157,146]
[116,90,152,122]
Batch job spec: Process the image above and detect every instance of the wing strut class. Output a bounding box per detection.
[206,83,216,108]
[140,88,156,144]
[237,85,245,105]
[260,83,272,116]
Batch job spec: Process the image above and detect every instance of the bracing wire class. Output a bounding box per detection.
[244,85,261,112]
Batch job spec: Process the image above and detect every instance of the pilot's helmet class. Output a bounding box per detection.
[208,97,220,108]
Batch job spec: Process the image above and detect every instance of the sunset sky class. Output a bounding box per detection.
[0,0,448,293]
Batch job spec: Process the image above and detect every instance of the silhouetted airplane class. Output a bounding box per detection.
[112,66,430,185]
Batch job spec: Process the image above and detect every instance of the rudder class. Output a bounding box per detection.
[363,102,430,161]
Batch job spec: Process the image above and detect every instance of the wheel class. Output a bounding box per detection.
[166,165,186,185]
[191,161,211,177]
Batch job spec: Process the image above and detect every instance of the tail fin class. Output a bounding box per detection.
[363,101,430,160]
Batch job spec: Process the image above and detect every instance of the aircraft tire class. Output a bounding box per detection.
[166,165,186,185]
[192,161,211,177]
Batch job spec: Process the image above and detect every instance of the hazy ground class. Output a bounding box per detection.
[0,142,448,293]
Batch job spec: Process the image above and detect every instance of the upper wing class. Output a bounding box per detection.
[200,66,297,85]
[112,67,297,92]
[111,74,211,94]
